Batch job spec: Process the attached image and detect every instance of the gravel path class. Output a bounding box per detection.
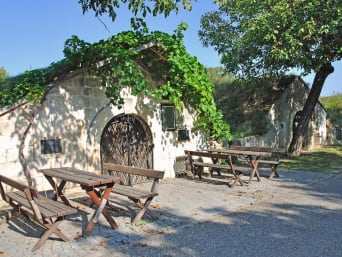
[0,170,341,257]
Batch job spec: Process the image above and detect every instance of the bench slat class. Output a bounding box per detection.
[192,162,231,170]
[184,150,231,160]
[194,162,251,173]
[103,163,164,179]
[258,160,279,165]
[231,165,252,173]
[7,191,77,218]
[112,184,157,199]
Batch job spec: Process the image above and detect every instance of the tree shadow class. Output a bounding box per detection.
[0,172,341,256]
[102,172,342,256]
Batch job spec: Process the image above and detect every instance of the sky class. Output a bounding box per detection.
[0,0,340,96]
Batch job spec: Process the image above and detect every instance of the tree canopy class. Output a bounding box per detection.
[199,0,342,154]
[206,66,235,86]
[199,0,341,78]
[0,67,8,82]
[79,0,193,21]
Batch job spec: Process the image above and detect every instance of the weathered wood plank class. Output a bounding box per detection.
[103,163,163,225]
[40,167,120,186]
[103,163,164,179]
[112,184,157,199]
[229,145,283,179]
[184,150,231,160]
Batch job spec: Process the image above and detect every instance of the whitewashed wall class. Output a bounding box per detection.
[0,71,205,192]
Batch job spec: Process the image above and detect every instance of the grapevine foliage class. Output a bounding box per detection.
[0,20,230,140]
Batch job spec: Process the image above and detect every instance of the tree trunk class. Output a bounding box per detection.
[19,104,38,186]
[19,86,55,186]
[288,63,334,156]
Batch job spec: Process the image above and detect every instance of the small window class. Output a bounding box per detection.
[161,104,176,131]
[41,138,62,154]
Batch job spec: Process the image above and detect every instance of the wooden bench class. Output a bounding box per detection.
[102,163,165,225]
[184,150,251,186]
[229,145,286,179]
[0,175,78,252]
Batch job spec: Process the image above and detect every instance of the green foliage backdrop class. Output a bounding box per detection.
[0,67,8,82]
[0,21,230,140]
[320,93,342,126]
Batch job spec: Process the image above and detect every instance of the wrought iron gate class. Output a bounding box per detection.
[100,114,153,184]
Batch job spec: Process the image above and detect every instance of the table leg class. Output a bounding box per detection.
[269,164,279,179]
[248,159,261,184]
[84,184,119,237]
[230,170,245,187]
[228,155,245,187]
[43,176,71,206]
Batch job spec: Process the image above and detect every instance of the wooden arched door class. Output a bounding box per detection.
[100,114,153,184]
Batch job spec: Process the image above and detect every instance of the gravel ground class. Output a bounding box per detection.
[0,169,341,257]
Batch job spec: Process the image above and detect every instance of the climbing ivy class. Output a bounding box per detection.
[0,19,230,140]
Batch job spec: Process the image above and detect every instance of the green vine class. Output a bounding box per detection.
[0,19,231,140]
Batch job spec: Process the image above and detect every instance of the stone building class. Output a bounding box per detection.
[0,69,205,191]
[231,76,327,150]
[326,122,342,145]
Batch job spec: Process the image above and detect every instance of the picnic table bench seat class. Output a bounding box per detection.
[184,150,252,186]
[0,175,78,252]
[111,184,158,199]
[229,145,286,179]
[102,163,164,225]
[191,161,251,174]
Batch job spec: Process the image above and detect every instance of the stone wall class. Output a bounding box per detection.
[232,77,327,150]
[0,71,204,192]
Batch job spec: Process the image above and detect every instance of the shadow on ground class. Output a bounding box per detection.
[0,171,341,257]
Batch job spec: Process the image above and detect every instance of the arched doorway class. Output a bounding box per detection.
[100,114,153,184]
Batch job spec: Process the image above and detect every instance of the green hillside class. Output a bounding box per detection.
[213,76,294,138]
[320,93,342,127]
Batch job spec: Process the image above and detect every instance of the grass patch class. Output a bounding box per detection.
[279,145,342,173]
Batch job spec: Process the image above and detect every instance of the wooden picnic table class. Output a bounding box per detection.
[205,148,269,184]
[38,167,122,237]
[229,145,286,179]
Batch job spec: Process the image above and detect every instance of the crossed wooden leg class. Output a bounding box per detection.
[7,201,72,252]
[129,196,158,225]
[84,185,119,237]
[230,170,246,187]
[248,159,261,184]
[32,218,69,252]
[43,175,72,206]
[268,164,279,179]
[227,155,246,187]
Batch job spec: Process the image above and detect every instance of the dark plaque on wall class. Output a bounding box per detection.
[178,129,190,141]
[41,138,62,154]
